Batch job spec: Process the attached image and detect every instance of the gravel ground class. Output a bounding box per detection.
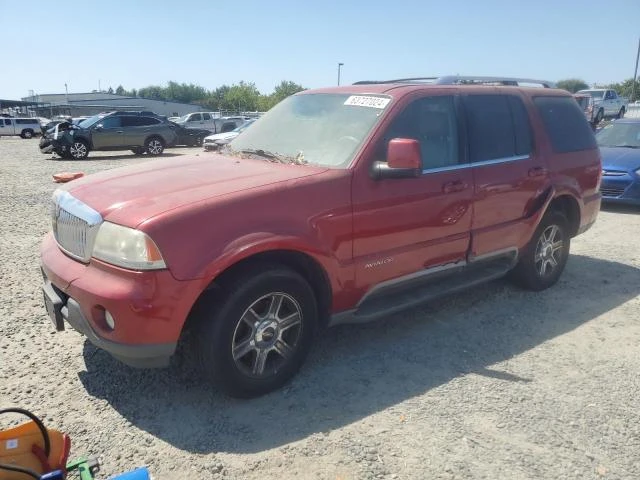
[1,137,639,480]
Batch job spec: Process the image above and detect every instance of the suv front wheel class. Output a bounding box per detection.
[145,137,164,156]
[68,140,89,160]
[510,211,570,291]
[194,265,317,398]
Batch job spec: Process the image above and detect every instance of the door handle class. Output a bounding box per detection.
[528,166,548,177]
[442,180,468,193]
[116,130,124,133]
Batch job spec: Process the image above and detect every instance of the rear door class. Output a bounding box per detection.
[122,116,162,146]
[462,92,550,257]
[352,92,474,291]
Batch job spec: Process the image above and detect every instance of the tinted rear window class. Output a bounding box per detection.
[507,96,532,156]
[16,119,38,124]
[533,96,597,153]
[464,95,515,162]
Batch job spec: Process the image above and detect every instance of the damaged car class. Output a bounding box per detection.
[39,111,178,159]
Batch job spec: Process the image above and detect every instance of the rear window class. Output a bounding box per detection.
[15,119,37,125]
[533,96,597,153]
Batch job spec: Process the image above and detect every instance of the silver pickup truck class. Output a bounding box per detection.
[0,117,41,138]
[576,89,628,123]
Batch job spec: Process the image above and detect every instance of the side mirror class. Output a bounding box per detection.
[371,138,421,180]
[94,124,103,131]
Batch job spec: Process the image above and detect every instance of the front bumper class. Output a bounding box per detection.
[600,176,640,206]
[40,233,203,368]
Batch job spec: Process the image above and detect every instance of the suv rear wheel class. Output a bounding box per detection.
[69,140,89,160]
[20,129,34,139]
[194,265,317,398]
[145,137,164,155]
[510,211,570,291]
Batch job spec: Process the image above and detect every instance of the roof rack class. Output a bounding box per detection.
[353,75,556,88]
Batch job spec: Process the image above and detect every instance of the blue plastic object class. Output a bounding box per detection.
[109,467,151,480]
[40,471,64,480]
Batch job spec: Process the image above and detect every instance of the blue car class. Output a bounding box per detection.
[596,118,640,206]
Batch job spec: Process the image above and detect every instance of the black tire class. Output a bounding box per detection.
[595,108,604,124]
[194,265,317,398]
[145,137,164,156]
[617,107,625,119]
[20,129,34,139]
[131,147,145,155]
[69,139,89,159]
[510,211,570,291]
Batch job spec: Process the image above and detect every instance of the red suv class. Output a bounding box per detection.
[41,76,601,398]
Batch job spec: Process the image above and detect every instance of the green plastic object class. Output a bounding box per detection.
[66,457,100,480]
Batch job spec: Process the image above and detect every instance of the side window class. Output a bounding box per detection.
[203,113,211,120]
[610,91,617,99]
[221,122,237,133]
[533,96,597,153]
[100,116,122,128]
[605,90,613,100]
[464,95,515,162]
[188,113,201,122]
[380,95,459,169]
[120,116,139,127]
[5,119,12,125]
[138,117,160,126]
[507,96,532,155]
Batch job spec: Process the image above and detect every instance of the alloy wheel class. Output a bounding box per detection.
[231,292,303,378]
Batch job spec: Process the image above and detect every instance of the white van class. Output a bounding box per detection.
[0,117,41,138]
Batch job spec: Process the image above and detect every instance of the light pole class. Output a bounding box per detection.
[337,63,344,86]
[631,37,640,103]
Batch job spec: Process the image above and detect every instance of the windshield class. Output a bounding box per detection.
[596,122,640,148]
[78,114,105,128]
[578,90,605,100]
[229,93,391,168]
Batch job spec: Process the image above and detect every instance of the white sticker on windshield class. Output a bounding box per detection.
[344,96,390,109]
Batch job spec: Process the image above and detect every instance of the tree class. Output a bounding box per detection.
[556,78,589,93]
[605,78,640,102]
[115,85,125,96]
[107,86,114,94]
[272,80,305,103]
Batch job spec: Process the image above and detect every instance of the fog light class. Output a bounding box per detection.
[105,310,115,330]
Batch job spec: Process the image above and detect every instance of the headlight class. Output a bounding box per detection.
[92,222,166,270]
[635,168,640,176]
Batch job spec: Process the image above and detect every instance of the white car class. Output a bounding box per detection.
[203,119,255,151]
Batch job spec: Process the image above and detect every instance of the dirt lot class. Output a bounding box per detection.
[0,136,639,480]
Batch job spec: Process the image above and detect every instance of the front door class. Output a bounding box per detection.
[0,118,15,136]
[91,116,123,149]
[352,92,473,295]
[461,93,551,257]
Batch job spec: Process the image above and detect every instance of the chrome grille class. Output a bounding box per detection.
[51,190,102,262]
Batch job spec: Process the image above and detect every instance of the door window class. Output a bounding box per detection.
[203,113,211,120]
[99,116,122,128]
[379,95,460,170]
[188,113,202,122]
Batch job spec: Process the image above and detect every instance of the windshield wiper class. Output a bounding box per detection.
[612,145,640,149]
[240,148,307,165]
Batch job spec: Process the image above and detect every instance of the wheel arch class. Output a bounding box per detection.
[184,249,333,333]
[547,194,581,237]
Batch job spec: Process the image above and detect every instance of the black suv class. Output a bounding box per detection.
[39,111,179,159]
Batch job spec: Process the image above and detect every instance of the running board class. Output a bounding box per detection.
[330,250,517,326]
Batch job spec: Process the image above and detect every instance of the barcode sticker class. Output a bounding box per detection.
[344,96,390,109]
[6,439,18,449]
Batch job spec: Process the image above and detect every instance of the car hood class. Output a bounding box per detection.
[62,154,328,228]
[600,146,640,172]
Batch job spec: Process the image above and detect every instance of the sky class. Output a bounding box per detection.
[1,0,639,100]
